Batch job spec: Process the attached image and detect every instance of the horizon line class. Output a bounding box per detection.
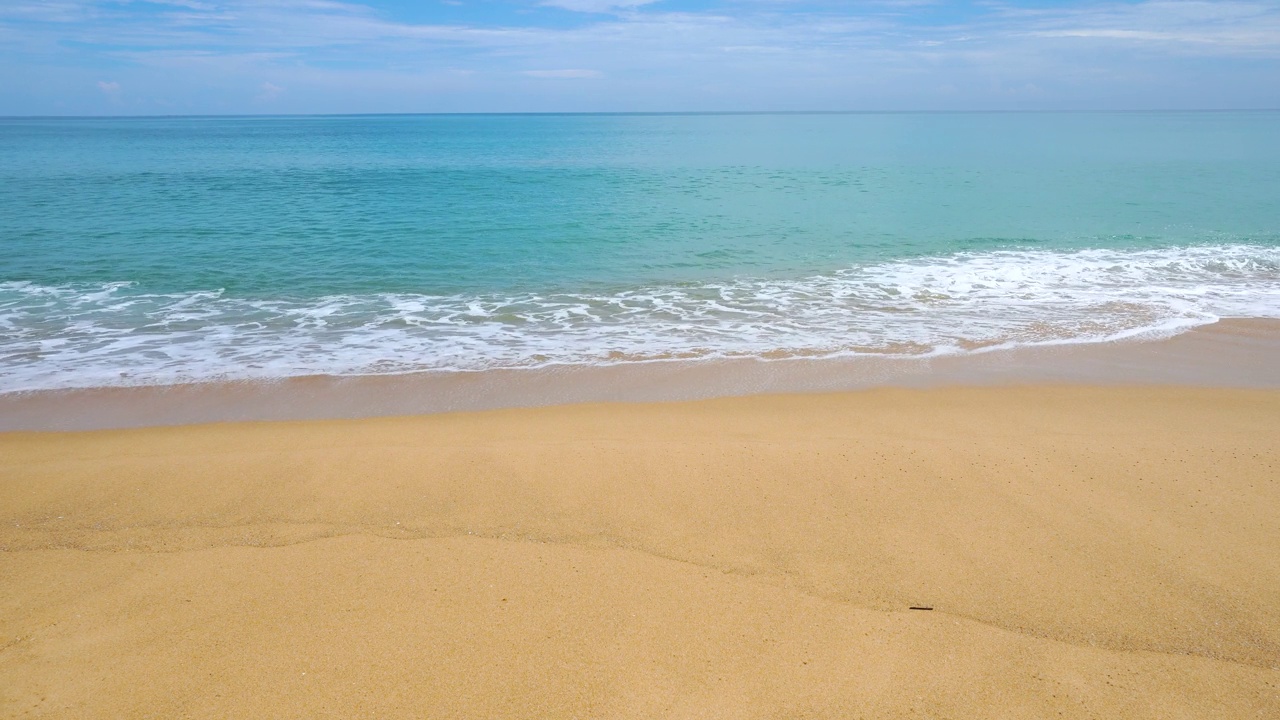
[3,109,1279,121]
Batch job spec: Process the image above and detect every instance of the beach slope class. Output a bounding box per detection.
[2,386,1278,717]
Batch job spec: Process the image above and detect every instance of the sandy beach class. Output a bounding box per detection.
[2,384,1278,718]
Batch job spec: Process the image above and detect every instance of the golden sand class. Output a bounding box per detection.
[2,385,1278,717]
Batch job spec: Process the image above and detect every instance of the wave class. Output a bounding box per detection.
[2,243,1279,392]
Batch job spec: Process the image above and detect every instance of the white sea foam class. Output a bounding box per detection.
[2,244,1279,392]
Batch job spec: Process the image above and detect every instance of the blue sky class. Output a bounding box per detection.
[2,0,1278,114]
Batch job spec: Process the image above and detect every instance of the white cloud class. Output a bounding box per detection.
[97,80,121,95]
[256,80,284,100]
[521,68,604,78]
[0,1,93,22]
[540,0,660,13]
[1008,0,1280,54]
[5,0,1280,113]
[130,0,217,9]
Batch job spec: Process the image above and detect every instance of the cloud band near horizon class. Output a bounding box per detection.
[2,0,1278,115]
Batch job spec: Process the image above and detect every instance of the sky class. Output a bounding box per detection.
[1,0,1278,115]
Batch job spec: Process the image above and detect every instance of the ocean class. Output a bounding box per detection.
[2,112,1279,393]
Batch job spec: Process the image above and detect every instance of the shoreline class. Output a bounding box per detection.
[4,316,1280,432]
[3,384,1278,717]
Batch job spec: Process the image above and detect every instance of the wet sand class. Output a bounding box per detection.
[2,385,1278,717]
[3,318,1280,432]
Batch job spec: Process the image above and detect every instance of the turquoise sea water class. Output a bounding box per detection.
[2,112,1279,391]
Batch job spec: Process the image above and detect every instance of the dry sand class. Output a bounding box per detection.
[2,385,1279,718]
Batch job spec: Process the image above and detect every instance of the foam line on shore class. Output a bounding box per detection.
[3,243,1278,392]
[3,317,1279,431]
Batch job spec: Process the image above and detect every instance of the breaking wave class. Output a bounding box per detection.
[3,243,1279,392]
